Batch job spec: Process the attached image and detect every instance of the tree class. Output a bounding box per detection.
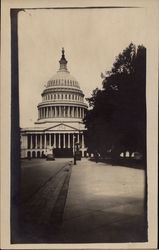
[84,43,146,162]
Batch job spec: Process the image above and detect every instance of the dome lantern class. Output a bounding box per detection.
[59,48,68,71]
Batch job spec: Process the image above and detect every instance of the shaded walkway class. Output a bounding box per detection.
[60,158,147,243]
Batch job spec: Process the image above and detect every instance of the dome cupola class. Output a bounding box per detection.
[59,48,68,71]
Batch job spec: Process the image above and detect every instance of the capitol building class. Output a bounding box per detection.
[20,49,88,158]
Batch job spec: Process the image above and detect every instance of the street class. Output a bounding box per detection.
[18,158,147,243]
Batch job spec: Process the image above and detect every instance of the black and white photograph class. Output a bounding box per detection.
[1,0,158,249]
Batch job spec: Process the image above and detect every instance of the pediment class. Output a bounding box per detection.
[46,123,77,132]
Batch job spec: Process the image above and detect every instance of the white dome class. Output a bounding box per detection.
[37,48,87,124]
[46,70,80,89]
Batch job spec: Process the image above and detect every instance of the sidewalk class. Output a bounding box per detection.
[60,158,147,243]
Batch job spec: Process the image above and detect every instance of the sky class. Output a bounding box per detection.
[18,7,147,127]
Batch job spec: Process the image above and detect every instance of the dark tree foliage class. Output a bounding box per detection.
[84,43,146,161]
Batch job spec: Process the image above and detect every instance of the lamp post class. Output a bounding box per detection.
[73,133,76,165]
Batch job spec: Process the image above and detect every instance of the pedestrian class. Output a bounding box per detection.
[74,154,76,165]
[95,150,98,163]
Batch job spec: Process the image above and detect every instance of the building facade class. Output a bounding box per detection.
[20,49,88,158]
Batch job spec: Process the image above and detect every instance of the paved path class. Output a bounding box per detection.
[21,158,72,203]
[19,158,73,243]
[60,158,147,243]
[17,158,147,243]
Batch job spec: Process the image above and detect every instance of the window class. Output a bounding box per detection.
[65,94,67,99]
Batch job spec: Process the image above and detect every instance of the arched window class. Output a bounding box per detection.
[54,94,56,99]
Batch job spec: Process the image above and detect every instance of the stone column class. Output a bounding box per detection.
[74,107,76,117]
[73,134,75,154]
[59,106,61,117]
[27,135,29,149]
[77,133,80,143]
[30,134,32,149]
[81,133,85,157]
[68,133,70,148]
[44,134,46,149]
[35,134,38,149]
[59,134,61,148]
[54,134,56,148]
[50,107,52,118]
[63,133,65,148]
[72,107,74,117]
[39,134,41,149]
[49,134,51,146]
[68,106,70,117]
[77,107,79,118]
[64,106,66,117]
[57,106,59,117]
[52,107,54,118]
[48,107,50,118]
